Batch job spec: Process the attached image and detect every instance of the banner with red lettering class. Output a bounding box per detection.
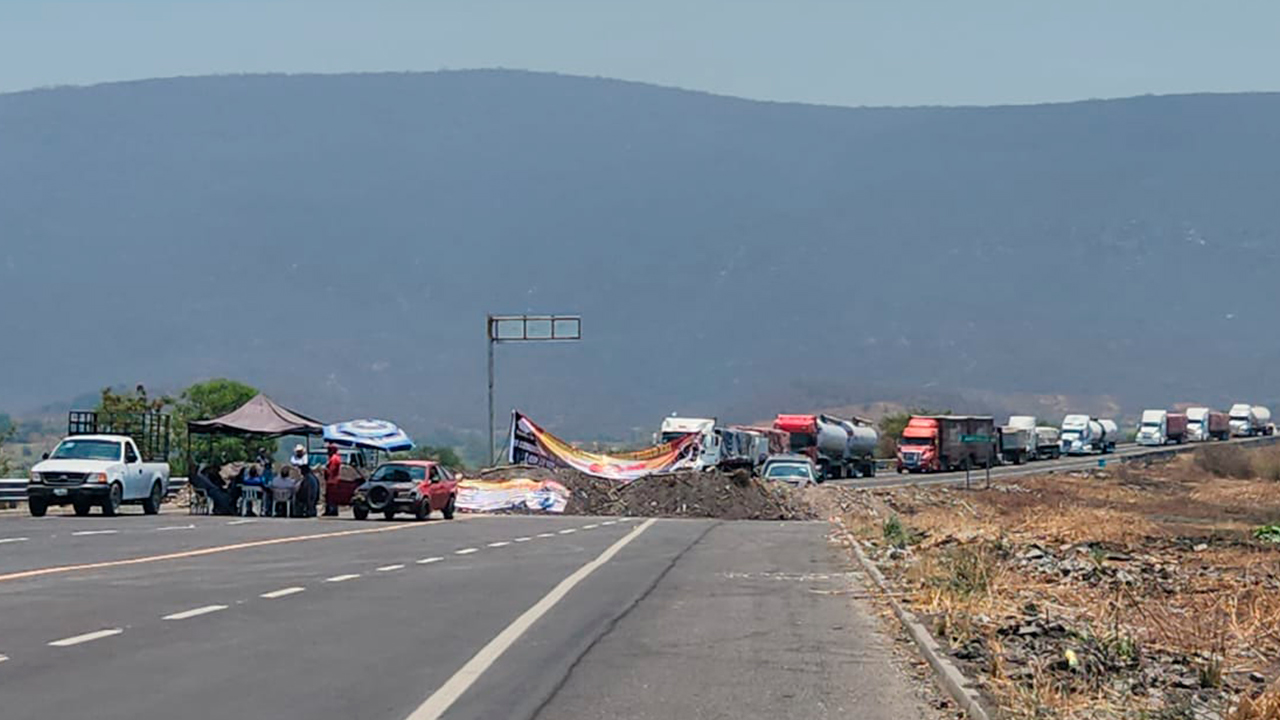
[506,410,699,481]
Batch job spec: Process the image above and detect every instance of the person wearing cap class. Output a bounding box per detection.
[323,443,343,516]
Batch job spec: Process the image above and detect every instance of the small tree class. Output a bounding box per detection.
[0,423,14,477]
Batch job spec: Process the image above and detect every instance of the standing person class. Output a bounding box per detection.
[298,463,320,517]
[290,444,309,471]
[323,443,343,516]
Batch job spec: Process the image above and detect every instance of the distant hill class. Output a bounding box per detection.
[2,70,1279,438]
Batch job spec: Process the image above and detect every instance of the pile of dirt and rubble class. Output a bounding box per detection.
[474,465,817,520]
[829,453,1280,719]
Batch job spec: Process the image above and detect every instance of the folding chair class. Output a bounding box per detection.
[189,488,211,515]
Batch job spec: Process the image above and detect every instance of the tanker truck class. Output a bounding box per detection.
[773,414,878,480]
[1060,415,1118,455]
[1229,404,1274,437]
[896,415,997,473]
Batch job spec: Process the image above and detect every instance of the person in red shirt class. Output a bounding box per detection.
[323,443,343,516]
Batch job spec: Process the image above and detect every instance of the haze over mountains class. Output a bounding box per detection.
[2,70,1279,439]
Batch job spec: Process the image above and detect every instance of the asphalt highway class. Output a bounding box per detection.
[0,513,934,720]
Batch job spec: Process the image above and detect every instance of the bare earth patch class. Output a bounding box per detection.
[815,448,1280,719]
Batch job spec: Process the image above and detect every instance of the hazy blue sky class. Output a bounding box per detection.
[2,0,1277,106]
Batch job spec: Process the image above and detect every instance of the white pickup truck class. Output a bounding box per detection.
[28,420,171,517]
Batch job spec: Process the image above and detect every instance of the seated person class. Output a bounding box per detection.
[242,464,269,488]
[269,466,300,516]
[191,464,234,515]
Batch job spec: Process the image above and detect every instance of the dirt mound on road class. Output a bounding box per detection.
[475,465,817,520]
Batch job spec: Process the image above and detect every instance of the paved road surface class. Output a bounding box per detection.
[0,513,932,720]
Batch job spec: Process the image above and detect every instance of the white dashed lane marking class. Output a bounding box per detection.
[417,557,443,565]
[163,605,228,621]
[536,533,554,538]
[0,654,8,663]
[601,521,616,526]
[377,564,406,572]
[49,628,123,647]
[325,574,361,583]
[514,537,531,543]
[71,530,118,537]
[226,519,255,526]
[558,529,576,535]
[0,538,29,544]
[155,524,196,532]
[261,587,305,599]
[487,541,510,548]
[455,548,478,556]
[583,524,599,530]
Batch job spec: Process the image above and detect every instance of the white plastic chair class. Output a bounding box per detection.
[189,489,211,515]
[269,483,297,518]
[239,486,265,516]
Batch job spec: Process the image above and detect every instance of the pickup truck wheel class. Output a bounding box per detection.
[352,503,369,521]
[142,482,163,515]
[413,499,430,521]
[28,498,48,517]
[73,499,92,516]
[383,508,397,521]
[101,483,122,516]
[442,495,456,520]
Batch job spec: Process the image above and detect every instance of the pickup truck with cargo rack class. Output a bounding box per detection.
[27,411,171,517]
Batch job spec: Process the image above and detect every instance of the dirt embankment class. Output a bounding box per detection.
[828,447,1280,720]
[475,465,817,520]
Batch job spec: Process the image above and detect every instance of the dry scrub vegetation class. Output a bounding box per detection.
[827,445,1280,719]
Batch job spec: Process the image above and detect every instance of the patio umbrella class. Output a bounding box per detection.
[323,419,415,453]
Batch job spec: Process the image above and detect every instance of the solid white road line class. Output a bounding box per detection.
[325,574,361,583]
[582,524,599,530]
[514,537,531,543]
[558,528,576,535]
[0,538,29,544]
[163,605,228,621]
[487,541,510,548]
[377,564,406,572]
[261,587,306,599]
[71,530,118,536]
[404,519,657,720]
[455,548,478,555]
[49,628,124,647]
[536,532,555,538]
[417,557,444,565]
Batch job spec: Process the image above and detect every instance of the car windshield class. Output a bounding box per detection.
[765,463,811,479]
[370,464,426,483]
[50,439,122,461]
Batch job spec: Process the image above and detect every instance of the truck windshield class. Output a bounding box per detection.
[788,433,815,451]
[1141,422,1160,428]
[900,437,932,447]
[50,439,122,461]
[660,432,692,444]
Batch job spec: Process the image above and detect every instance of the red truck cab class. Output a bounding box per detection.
[773,414,820,465]
[896,417,940,473]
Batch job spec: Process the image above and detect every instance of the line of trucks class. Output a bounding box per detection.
[1134,404,1273,446]
[657,413,879,480]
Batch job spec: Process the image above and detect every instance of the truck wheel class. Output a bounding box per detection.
[28,498,48,517]
[352,502,369,521]
[73,499,92,517]
[142,482,163,515]
[101,483,123,516]
[413,499,430,521]
[442,495,456,520]
[866,462,876,478]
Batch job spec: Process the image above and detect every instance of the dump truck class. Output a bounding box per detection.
[773,414,878,479]
[896,415,997,473]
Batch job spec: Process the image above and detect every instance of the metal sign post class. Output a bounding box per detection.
[486,314,582,465]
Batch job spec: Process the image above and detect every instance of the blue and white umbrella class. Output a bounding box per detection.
[323,419,415,453]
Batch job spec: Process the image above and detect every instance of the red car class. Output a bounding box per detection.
[350,461,459,521]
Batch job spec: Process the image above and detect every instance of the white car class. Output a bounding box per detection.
[29,434,170,517]
[760,455,819,487]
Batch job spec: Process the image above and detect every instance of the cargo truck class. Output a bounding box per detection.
[896,415,997,473]
[1185,407,1230,442]
[1229,404,1274,437]
[1136,410,1188,446]
[657,416,751,471]
[1060,415,1117,455]
[773,414,878,479]
[1035,426,1062,458]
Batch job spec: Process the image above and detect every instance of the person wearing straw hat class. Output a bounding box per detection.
[289,444,309,470]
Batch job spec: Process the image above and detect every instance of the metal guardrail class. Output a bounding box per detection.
[0,477,188,505]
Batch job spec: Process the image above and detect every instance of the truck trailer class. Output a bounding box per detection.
[896,415,997,473]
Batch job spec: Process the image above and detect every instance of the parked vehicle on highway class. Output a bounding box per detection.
[759,454,819,487]
[27,411,171,517]
[774,414,877,479]
[731,426,790,468]
[896,415,997,473]
[1186,407,1230,442]
[350,461,458,521]
[1229,404,1273,437]
[1136,410,1170,446]
[999,415,1059,463]
[1060,415,1117,455]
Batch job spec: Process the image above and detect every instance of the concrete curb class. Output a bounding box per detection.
[844,531,991,720]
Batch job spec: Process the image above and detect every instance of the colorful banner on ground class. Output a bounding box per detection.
[506,410,699,481]
[455,477,570,514]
